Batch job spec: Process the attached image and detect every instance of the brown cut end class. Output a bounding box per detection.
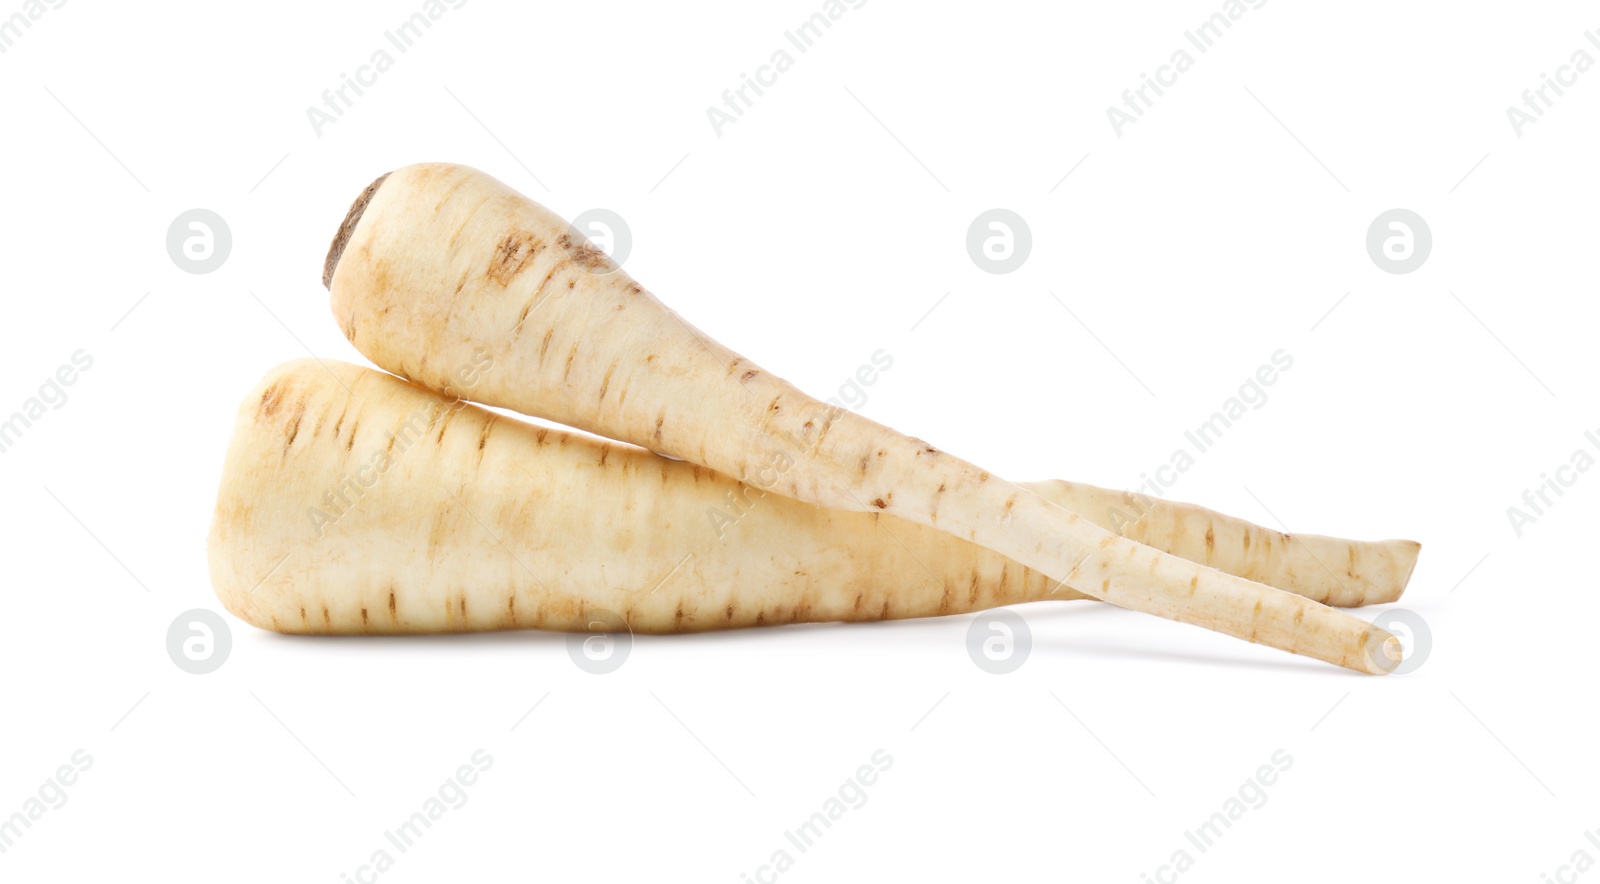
[323,171,392,290]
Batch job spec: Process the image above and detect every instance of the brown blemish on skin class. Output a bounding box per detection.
[598,444,610,467]
[858,452,871,475]
[477,417,495,451]
[322,606,331,626]
[1204,526,1215,561]
[345,420,360,451]
[653,411,665,445]
[323,171,391,289]
[332,404,349,437]
[486,231,544,287]
[812,411,837,448]
[435,410,455,443]
[969,571,980,604]
[563,343,580,382]
[568,279,576,289]
[629,282,642,295]
[853,593,863,611]
[556,233,610,271]
[388,591,397,620]
[725,604,734,621]
[1292,608,1304,626]
[360,607,369,627]
[870,498,887,509]
[299,606,307,623]
[598,363,616,402]
[880,601,890,619]
[755,612,766,625]
[741,370,759,382]
[508,593,517,621]
[535,427,549,446]
[1188,576,1198,597]
[260,382,289,418]
[284,406,305,452]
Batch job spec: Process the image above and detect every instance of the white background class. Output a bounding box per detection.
[2,1,1596,880]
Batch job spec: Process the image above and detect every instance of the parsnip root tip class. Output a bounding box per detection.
[323,171,392,290]
[1360,627,1404,675]
[1397,540,1422,594]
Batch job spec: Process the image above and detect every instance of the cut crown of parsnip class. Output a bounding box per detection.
[323,162,1417,674]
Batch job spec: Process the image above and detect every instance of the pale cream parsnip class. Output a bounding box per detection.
[319,166,1415,675]
[208,361,1418,636]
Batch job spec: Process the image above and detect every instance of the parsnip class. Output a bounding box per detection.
[208,361,1417,635]
[322,163,1412,673]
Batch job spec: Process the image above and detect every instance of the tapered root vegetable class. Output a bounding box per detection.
[208,360,1416,635]
[323,162,1412,674]
[1043,484,1418,609]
